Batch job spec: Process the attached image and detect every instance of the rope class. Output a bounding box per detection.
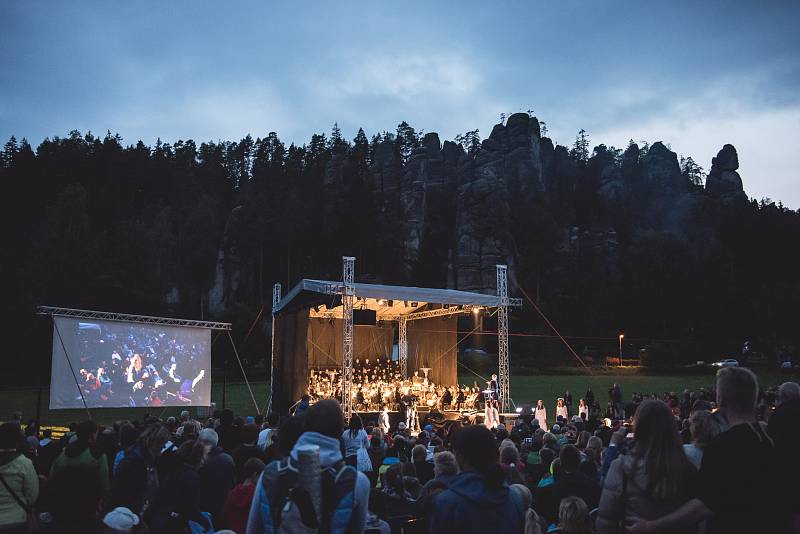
[227,330,261,415]
[518,286,593,374]
[53,319,92,420]
[240,305,264,348]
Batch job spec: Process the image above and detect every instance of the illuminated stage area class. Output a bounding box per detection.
[268,257,522,420]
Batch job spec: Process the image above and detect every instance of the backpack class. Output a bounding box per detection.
[258,456,358,534]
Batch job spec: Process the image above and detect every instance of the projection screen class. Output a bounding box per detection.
[50,316,211,409]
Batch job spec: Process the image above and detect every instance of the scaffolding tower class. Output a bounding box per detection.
[341,256,355,421]
[267,283,281,416]
[496,265,510,412]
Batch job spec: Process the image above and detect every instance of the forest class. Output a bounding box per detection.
[2,112,798,383]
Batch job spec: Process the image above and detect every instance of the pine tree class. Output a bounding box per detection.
[570,129,590,162]
[329,122,348,154]
[396,121,419,162]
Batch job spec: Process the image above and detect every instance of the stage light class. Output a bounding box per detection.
[410,302,418,307]
[515,407,522,413]
[377,299,386,306]
[472,306,481,315]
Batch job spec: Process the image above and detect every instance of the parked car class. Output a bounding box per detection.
[711,358,739,367]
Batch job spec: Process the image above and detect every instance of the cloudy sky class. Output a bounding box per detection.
[2,1,798,205]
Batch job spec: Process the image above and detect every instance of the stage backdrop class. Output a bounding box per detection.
[49,316,211,409]
[407,316,457,386]
[306,318,394,368]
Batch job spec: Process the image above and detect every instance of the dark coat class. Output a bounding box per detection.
[197,446,235,525]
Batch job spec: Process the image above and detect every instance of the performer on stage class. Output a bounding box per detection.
[535,399,548,431]
[484,399,499,430]
[379,405,390,434]
[578,398,588,420]
[489,373,499,401]
[556,397,569,421]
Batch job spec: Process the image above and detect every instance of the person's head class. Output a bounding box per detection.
[542,432,557,449]
[182,420,201,439]
[305,399,344,438]
[539,447,555,472]
[132,354,142,371]
[0,422,22,450]
[510,483,532,511]
[500,443,519,465]
[689,410,720,450]
[716,367,758,417]
[559,496,590,534]
[777,382,800,406]
[370,435,381,448]
[451,425,504,489]
[49,465,104,529]
[348,414,364,436]
[176,439,208,468]
[412,444,427,463]
[576,430,590,449]
[180,410,190,422]
[278,415,306,457]
[550,457,562,479]
[75,420,99,443]
[558,398,565,407]
[118,422,138,450]
[198,428,219,449]
[242,424,260,445]
[537,399,544,409]
[385,462,405,494]
[585,436,602,462]
[559,444,581,475]
[243,457,265,484]
[433,450,459,477]
[632,399,691,499]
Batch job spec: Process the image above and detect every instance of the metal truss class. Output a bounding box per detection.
[36,306,231,330]
[496,265,511,412]
[341,257,355,422]
[398,317,408,378]
[267,283,282,416]
[403,306,471,321]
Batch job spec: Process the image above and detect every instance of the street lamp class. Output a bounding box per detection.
[618,333,624,367]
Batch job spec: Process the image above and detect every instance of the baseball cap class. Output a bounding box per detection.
[103,507,140,532]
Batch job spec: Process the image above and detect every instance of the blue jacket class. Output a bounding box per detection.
[430,470,525,534]
[246,431,370,534]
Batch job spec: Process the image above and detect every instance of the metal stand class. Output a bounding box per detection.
[496,265,510,413]
[398,317,408,378]
[266,283,281,416]
[341,256,355,422]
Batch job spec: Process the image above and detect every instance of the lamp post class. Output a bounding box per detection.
[618,333,624,367]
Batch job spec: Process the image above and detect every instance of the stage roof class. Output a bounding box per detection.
[274,278,522,318]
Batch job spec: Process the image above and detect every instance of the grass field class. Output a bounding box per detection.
[2,368,789,427]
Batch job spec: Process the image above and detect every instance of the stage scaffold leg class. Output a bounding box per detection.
[497,264,511,413]
[399,317,408,378]
[266,283,281,416]
[342,256,355,422]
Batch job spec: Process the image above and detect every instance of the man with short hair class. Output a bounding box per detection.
[630,368,783,534]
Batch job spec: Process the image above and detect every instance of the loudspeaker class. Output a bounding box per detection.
[353,309,377,326]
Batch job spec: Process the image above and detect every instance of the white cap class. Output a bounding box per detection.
[398,422,407,430]
[102,507,140,532]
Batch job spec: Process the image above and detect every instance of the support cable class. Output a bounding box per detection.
[227,330,260,415]
[52,319,92,420]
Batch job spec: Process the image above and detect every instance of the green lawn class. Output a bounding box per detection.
[1,369,788,427]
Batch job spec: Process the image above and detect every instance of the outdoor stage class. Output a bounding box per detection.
[267,257,523,421]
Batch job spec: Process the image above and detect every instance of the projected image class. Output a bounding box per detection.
[50,317,211,409]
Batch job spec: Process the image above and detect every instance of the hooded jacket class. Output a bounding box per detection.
[224,482,256,534]
[245,431,370,534]
[0,452,39,527]
[430,470,525,534]
[50,439,109,494]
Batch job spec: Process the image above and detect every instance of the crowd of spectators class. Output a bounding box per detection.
[0,367,797,533]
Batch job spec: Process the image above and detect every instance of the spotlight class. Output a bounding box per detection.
[410,302,418,307]
[377,299,386,306]
[472,306,481,315]
[515,407,523,413]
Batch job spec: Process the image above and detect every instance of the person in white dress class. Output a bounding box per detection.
[534,399,548,431]
[379,405,390,435]
[484,399,499,430]
[556,397,569,421]
[578,398,589,420]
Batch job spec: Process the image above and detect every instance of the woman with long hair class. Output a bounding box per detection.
[578,398,589,420]
[148,439,210,533]
[535,400,548,431]
[341,414,369,470]
[111,423,171,516]
[429,425,526,533]
[556,398,569,421]
[596,399,696,533]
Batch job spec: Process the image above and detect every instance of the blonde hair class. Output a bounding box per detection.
[689,410,720,449]
[559,496,590,533]
[433,450,459,477]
